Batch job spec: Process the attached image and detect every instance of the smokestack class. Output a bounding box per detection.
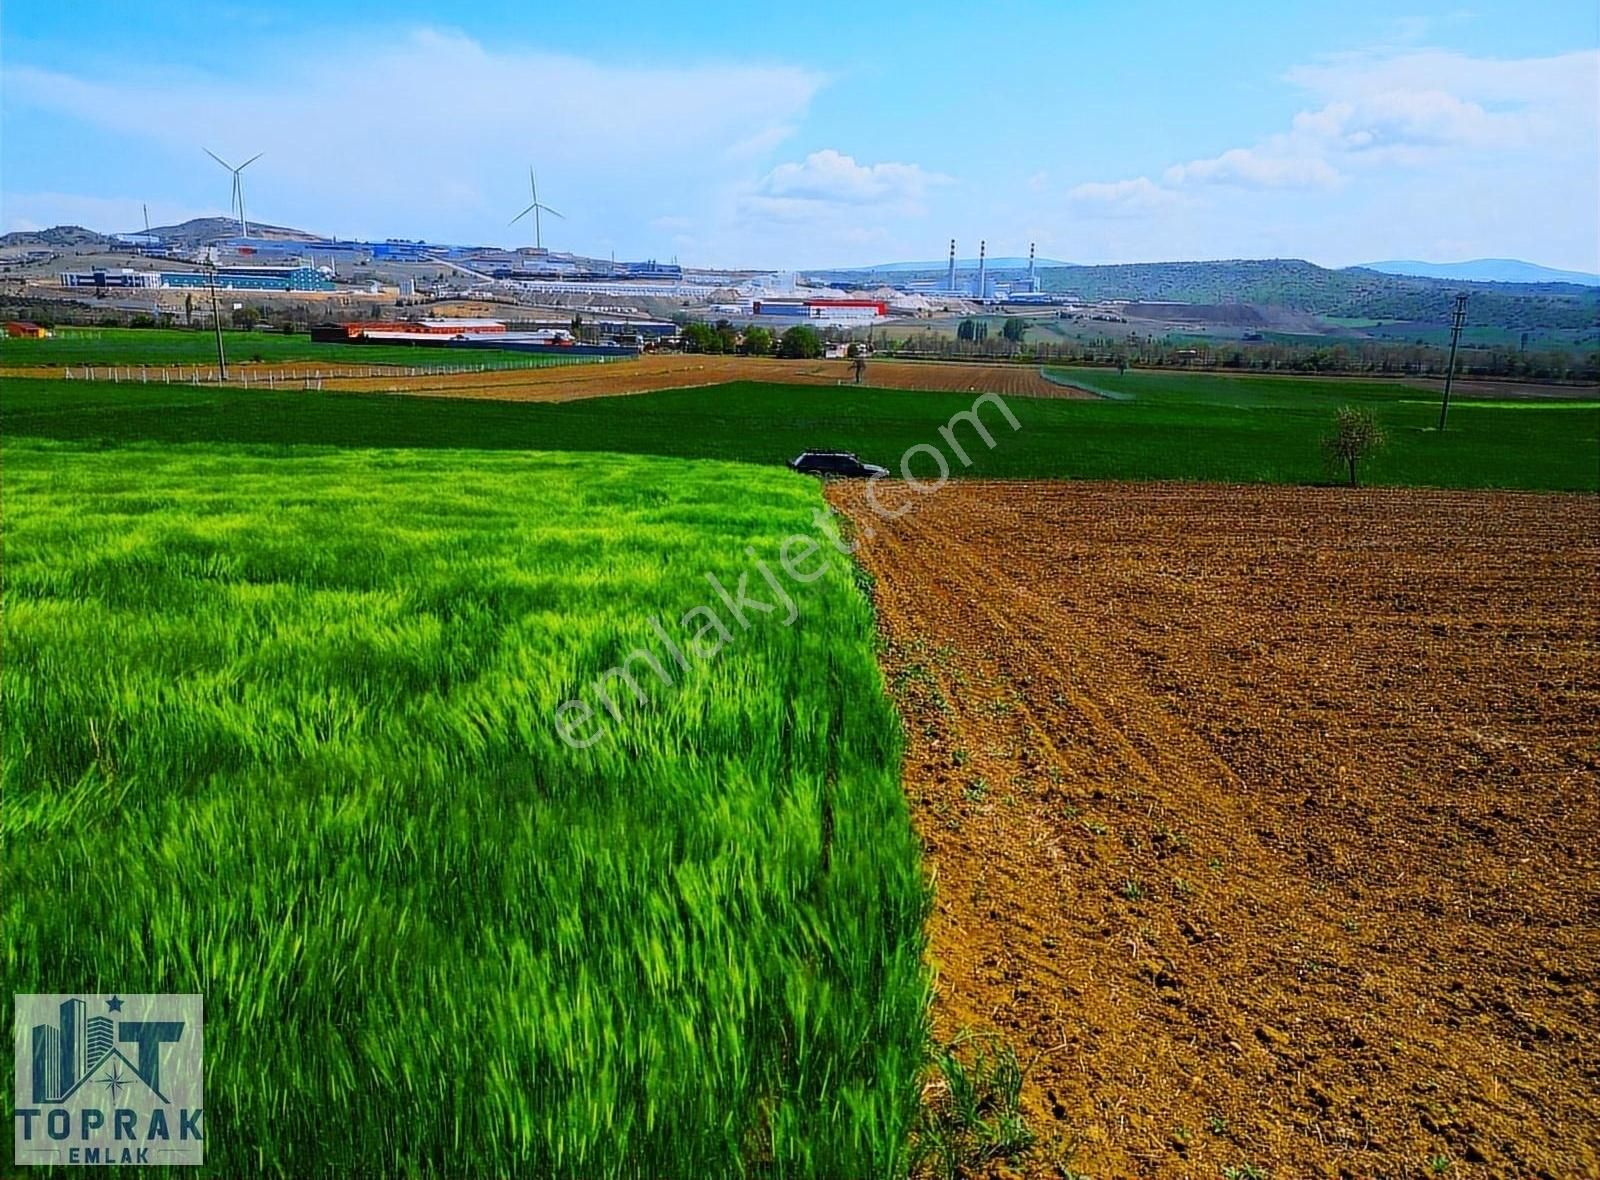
[1028,242,1037,292]
[947,238,956,292]
[976,240,986,301]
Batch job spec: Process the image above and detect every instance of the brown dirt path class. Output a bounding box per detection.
[828,481,1600,1179]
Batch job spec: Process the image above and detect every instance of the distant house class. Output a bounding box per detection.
[5,321,51,339]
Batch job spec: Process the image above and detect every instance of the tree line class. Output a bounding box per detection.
[675,319,825,359]
[882,328,1599,382]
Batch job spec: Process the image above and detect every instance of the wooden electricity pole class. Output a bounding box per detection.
[1437,292,1467,431]
[206,251,229,382]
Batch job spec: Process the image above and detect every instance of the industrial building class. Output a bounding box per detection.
[624,260,682,280]
[311,318,507,342]
[751,298,887,325]
[310,317,639,359]
[899,239,1049,303]
[59,268,161,289]
[158,265,334,292]
[61,264,333,292]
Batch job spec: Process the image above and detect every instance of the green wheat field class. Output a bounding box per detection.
[1,439,927,1176]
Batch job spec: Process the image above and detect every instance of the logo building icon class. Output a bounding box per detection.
[13,993,203,1167]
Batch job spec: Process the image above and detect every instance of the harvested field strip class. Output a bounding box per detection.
[829,480,1600,1179]
[315,355,1087,401]
[1,352,1090,400]
[2,440,927,1177]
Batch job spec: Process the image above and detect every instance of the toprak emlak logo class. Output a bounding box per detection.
[13,994,203,1167]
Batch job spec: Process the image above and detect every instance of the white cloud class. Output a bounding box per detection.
[1,28,824,250]
[1067,176,1182,215]
[1065,46,1598,220]
[1285,47,1596,110]
[4,29,823,168]
[1164,145,1341,190]
[752,149,949,209]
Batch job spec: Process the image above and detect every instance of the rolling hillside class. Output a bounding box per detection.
[1037,259,1600,330]
[1360,259,1600,286]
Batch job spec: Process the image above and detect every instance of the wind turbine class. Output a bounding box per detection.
[205,149,263,236]
[509,167,564,251]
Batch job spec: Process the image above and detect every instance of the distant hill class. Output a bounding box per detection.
[0,225,111,248]
[2,218,322,251]
[1035,259,1600,331]
[140,218,323,247]
[1358,258,1600,287]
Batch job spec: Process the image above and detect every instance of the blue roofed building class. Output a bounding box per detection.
[159,265,334,291]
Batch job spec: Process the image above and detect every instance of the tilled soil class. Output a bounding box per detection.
[316,354,1086,400]
[0,355,1085,400]
[828,481,1600,1179]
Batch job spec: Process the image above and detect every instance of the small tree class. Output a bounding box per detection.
[680,321,717,353]
[231,306,262,330]
[777,324,823,359]
[1323,406,1386,487]
[1001,317,1027,344]
[741,325,773,356]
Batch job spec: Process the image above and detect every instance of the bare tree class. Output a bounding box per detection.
[1322,406,1386,488]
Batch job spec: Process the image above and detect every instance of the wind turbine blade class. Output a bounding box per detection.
[509,202,538,225]
[539,205,565,220]
[239,152,264,171]
[205,148,234,170]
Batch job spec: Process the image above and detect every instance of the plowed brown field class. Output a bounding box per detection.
[318,354,1083,401]
[828,481,1600,1180]
[0,355,1081,400]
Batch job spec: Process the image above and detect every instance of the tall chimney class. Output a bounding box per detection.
[976,240,987,301]
[1028,242,1037,292]
[947,238,957,292]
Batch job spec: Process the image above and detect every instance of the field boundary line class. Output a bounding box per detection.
[1037,367,1134,400]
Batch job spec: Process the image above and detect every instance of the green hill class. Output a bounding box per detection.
[1038,259,1600,331]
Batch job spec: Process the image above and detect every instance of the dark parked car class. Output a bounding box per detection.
[788,451,890,478]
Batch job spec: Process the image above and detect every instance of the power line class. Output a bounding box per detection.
[1438,292,1467,432]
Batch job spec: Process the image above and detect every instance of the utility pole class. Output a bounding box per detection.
[205,249,228,381]
[1438,292,1467,431]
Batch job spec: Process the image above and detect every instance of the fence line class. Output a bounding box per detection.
[44,351,631,389]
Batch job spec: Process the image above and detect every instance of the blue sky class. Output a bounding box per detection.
[3,0,1596,270]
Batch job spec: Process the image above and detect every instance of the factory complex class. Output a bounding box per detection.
[308,315,677,357]
[6,145,1088,342]
[59,264,335,292]
[750,298,889,324]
